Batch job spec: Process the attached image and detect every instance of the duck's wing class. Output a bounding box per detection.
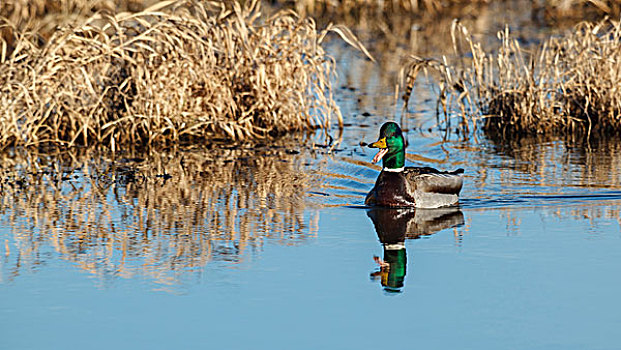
[404,167,464,195]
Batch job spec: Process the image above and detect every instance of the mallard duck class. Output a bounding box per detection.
[365,122,464,208]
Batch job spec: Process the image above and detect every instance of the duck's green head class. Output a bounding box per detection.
[368,122,405,169]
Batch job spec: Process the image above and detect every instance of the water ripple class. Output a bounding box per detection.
[461,191,621,209]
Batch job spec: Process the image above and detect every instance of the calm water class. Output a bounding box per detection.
[2,10,621,350]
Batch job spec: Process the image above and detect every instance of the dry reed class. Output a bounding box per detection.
[401,19,621,138]
[0,0,150,47]
[0,0,370,149]
[536,0,621,21]
[284,0,621,20]
[278,0,491,18]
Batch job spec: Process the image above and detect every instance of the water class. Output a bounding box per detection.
[3,14,621,350]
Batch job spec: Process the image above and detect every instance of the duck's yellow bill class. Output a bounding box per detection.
[368,137,388,163]
[369,137,387,149]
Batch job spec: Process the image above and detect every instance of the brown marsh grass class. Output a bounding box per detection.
[281,0,491,18]
[401,19,621,138]
[0,0,152,47]
[0,142,323,286]
[284,0,621,21]
[536,0,621,22]
[0,0,371,150]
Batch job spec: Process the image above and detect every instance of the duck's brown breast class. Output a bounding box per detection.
[365,171,416,207]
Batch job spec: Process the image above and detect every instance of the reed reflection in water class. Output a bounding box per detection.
[0,142,325,288]
[367,207,464,293]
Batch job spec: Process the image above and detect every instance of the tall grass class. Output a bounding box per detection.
[537,0,621,21]
[0,0,370,149]
[0,0,151,48]
[401,19,621,138]
[279,0,491,18]
[283,0,621,20]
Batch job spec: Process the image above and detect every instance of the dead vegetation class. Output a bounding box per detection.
[536,0,621,22]
[281,0,621,21]
[278,0,492,18]
[401,19,621,138]
[0,0,371,150]
[0,0,151,47]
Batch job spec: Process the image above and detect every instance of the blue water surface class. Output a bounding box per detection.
[2,200,621,349]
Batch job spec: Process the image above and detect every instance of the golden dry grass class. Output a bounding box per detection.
[283,0,621,20]
[0,0,150,47]
[401,19,621,138]
[280,0,491,18]
[536,0,621,21]
[0,0,371,149]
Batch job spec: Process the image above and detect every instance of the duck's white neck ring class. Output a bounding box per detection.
[384,242,406,250]
[383,167,404,172]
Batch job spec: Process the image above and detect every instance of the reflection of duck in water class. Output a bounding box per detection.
[368,207,464,293]
[365,122,464,208]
